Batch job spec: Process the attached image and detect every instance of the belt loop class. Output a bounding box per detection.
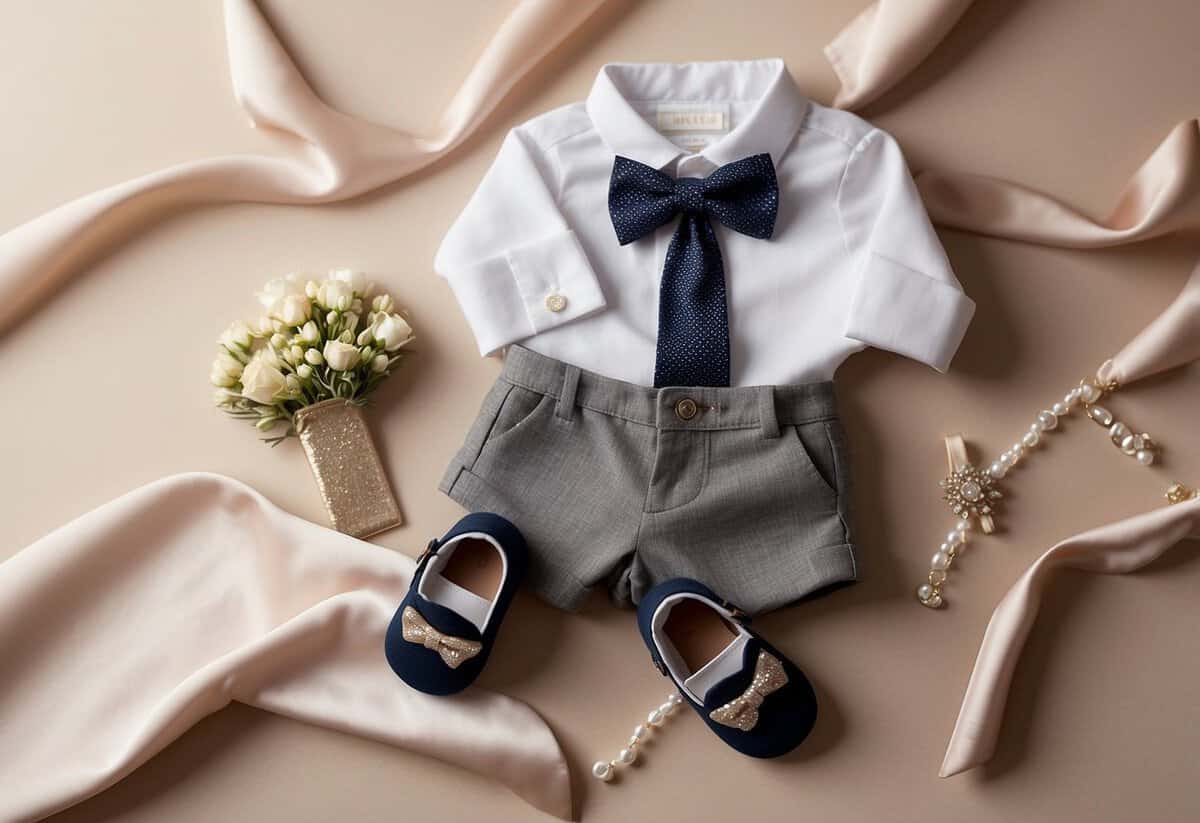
[556,364,581,421]
[757,386,780,439]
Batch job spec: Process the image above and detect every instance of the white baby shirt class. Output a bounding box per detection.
[436,59,975,386]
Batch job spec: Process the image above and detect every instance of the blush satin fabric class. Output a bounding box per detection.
[0,0,607,333]
[1102,257,1200,386]
[824,0,975,110]
[0,473,571,822]
[939,497,1200,777]
[825,2,1200,249]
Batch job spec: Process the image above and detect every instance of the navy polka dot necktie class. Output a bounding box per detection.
[608,153,779,387]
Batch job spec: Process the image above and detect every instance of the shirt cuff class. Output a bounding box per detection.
[845,253,975,372]
[441,230,606,356]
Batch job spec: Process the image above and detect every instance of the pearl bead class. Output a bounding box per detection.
[955,519,971,532]
[1038,410,1058,430]
[917,583,934,602]
[1087,405,1114,426]
[939,541,952,554]
[648,709,665,727]
[1022,430,1040,449]
[1064,388,1081,407]
[1109,422,1130,443]
[631,724,649,741]
[1000,451,1016,468]
[592,761,614,781]
[989,461,1007,479]
[931,551,950,570]
[1052,401,1070,417]
[1080,383,1102,404]
[1120,434,1137,455]
[668,693,682,705]
[1136,449,1155,466]
[618,747,638,765]
[659,702,675,716]
[1011,444,1026,460]
[946,529,965,546]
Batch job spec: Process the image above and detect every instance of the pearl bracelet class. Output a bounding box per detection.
[592,692,684,783]
[918,372,1162,609]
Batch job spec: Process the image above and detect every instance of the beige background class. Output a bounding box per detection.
[2,1,1198,820]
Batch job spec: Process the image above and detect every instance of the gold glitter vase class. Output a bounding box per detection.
[294,399,402,539]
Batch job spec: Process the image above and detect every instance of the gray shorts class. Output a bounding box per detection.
[440,346,857,614]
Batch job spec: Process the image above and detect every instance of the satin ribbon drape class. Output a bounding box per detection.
[917,119,1200,248]
[0,473,571,821]
[0,0,608,334]
[826,3,1200,250]
[939,497,1200,777]
[825,0,975,111]
[1101,257,1200,386]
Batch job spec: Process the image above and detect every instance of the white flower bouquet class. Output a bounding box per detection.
[211,269,411,538]
[212,268,414,444]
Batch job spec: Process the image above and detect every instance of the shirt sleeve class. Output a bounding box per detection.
[837,128,975,372]
[434,129,607,356]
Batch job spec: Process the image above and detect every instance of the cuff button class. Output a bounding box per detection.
[544,293,567,313]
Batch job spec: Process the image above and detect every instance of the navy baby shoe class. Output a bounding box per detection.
[636,578,818,758]
[385,512,527,696]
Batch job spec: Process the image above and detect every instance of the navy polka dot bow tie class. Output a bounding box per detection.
[608,153,778,387]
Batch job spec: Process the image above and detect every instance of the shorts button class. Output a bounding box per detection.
[674,397,699,421]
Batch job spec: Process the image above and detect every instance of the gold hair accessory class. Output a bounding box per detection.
[400,606,482,669]
[707,650,789,732]
[918,366,1164,610]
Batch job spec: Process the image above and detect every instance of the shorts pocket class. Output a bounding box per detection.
[783,421,839,500]
[449,381,545,475]
[481,384,549,456]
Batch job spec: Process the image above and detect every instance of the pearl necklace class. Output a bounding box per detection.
[591,692,685,783]
[918,371,1162,609]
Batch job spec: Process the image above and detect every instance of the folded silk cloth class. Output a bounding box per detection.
[0,473,570,821]
[941,496,1200,777]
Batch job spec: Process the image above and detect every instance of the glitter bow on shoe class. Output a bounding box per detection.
[400,606,483,669]
[708,650,789,731]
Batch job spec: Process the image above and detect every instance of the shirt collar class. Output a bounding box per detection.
[585,59,809,172]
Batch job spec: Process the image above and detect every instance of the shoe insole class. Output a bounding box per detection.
[663,599,738,675]
[439,537,502,601]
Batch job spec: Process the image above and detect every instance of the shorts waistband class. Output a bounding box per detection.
[500,346,837,432]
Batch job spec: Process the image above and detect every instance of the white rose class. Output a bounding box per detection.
[371,353,389,373]
[255,274,304,312]
[210,366,237,388]
[304,348,324,366]
[277,294,312,326]
[330,268,366,294]
[214,351,243,378]
[317,280,353,311]
[299,320,320,344]
[323,340,361,371]
[253,315,274,337]
[374,313,413,351]
[219,320,253,350]
[240,357,287,404]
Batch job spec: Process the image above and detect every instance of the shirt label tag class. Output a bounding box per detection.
[655,104,728,133]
